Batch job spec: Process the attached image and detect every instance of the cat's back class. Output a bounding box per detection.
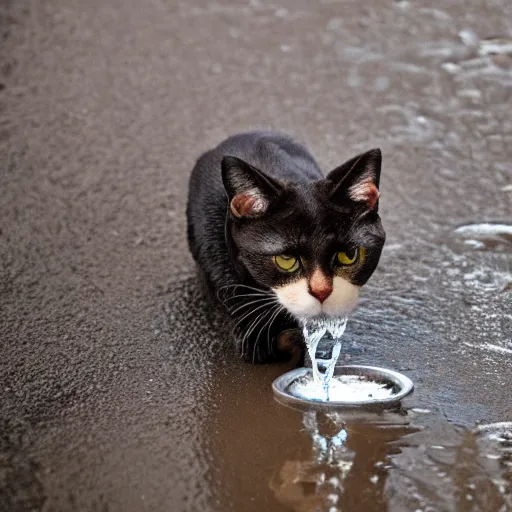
[190,131,323,190]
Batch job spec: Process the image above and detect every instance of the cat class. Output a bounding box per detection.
[186,131,385,363]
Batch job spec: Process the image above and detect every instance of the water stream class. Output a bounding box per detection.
[301,317,348,400]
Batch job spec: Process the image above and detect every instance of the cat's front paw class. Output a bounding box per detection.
[276,328,305,366]
[239,328,304,364]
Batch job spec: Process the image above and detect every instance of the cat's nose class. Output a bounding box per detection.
[309,268,333,304]
[309,287,332,304]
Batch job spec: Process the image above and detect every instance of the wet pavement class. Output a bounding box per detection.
[1,0,511,511]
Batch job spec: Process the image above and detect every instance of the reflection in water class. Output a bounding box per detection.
[269,410,414,512]
[268,409,512,512]
[386,421,512,511]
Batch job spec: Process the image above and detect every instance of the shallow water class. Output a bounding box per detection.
[207,359,512,512]
[1,0,511,510]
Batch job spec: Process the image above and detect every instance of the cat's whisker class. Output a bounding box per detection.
[217,284,271,304]
[240,314,261,357]
[252,304,284,363]
[251,304,278,358]
[217,283,270,294]
[240,309,270,358]
[232,299,279,331]
[251,307,279,364]
[236,309,272,352]
[222,292,272,303]
[221,294,273,308]
[228,297,276,317]
[265,305,284,356]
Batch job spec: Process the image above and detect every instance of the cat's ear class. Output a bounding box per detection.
[221,156,282,218]
[326,149,381,210]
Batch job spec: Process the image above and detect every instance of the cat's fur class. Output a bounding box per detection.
[186,131,385,363]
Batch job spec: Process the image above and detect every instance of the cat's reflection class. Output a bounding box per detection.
[269,410,412,512]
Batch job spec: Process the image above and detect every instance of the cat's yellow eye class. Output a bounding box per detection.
[274,255,300,273]
[337,248,359,266]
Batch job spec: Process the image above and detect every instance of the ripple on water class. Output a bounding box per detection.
[453,222,512,251]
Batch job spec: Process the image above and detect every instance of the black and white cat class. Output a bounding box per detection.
[186,132,385,363]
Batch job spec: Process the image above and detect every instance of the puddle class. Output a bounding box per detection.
[205,359,512,512]
[198,206,512,511]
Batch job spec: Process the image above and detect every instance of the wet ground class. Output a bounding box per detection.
[1,0,511,510]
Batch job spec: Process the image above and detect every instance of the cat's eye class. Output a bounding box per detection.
[337,247,359,266]
[274,255,300,273]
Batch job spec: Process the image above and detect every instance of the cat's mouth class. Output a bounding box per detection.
[296,301,359,320]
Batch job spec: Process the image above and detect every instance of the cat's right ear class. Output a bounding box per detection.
[221,156,282,218]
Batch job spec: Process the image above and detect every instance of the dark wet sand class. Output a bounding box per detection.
[1,0,511,510]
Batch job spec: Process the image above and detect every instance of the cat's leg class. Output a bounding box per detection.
[276,328,305,366]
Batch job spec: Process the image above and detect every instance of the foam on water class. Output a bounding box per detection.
[291,375,394,403]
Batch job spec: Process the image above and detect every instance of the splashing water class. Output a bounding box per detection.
[301,317,348,400]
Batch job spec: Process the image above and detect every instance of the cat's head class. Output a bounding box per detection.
[222,149,385,321]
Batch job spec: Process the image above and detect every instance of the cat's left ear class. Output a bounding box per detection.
[326,149,382,210]
[222,156,282,218]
